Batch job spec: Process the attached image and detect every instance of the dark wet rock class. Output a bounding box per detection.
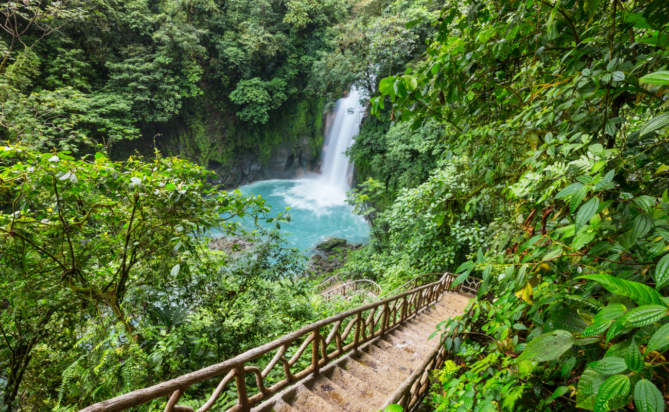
[316,238,347,251]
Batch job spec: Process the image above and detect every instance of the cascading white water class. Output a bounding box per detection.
[320,87,364,190]
[233,87,370,252]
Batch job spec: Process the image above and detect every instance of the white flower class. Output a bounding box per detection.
[48,156,59,163]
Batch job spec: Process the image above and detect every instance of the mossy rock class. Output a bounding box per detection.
[316,238,347,252]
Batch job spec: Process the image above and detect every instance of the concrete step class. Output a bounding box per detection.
[404,319,435,336]
[341,358,398,395]
[288,384,345,412]
[362,344,414,378]
[307,374,372,412]
[396,325,438,348]
[268,399,300,412]
[348,351,404,385]
[386,330,432,355]
[326,366,386,411]
[374,340,423,371]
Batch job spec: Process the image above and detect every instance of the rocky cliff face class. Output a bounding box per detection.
[210,109,336,189]
[210,134,323,189]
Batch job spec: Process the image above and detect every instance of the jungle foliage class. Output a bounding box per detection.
[345,0,669,409]
[0,0,347,168]
[0,146,320,411]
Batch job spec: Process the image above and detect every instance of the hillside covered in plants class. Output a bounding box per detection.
[2,0,669,411]
[342,0,669,410]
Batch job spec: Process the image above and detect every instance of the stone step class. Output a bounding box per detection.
[396,325,438,348]
[386,330,432,355]
[362,344,413,378]
[288,384,345,412]
[374,340,423,371]
[306,374,372,412]
[404,320,435,338]
[348,351,404,385]
[325,366,386,411]
[268,399,300,412]
[341,358,399,395]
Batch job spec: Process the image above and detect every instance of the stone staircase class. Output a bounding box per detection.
[252,293,471,412]
[81,273,475,412]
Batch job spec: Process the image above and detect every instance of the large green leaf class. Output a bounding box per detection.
[555,182,584,199]
[634,196,656,213]
[623,305,668,327]
[379,77,395,95]
[606,317,632,343]
[646,323,669,354]
[571,186,589,214]
[633,214,654,239]
[576,197,599,232]
[452,271,469,286]
[593,304,627,322]
[634,380,665,412]
[640,70,669,85]
[588,357,627,375]
[582,320,612,337]
[517,330,573,362]
[654,254,669,290]
[573,230,596,251]
[605,340,632,357]
[624,340,644,373]
[456,260,474,273]
[594,374,630,412]
[547,308,588,332]
[577,368,608,409]
[640,113,669,137]
[579,274,667,307]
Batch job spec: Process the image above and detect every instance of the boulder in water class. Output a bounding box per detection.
[316,238,347,251]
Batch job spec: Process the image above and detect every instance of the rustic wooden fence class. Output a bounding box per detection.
[80,273,460,412]
[320,279,381,301]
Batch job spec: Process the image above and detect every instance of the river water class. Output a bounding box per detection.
[236,88,370,252]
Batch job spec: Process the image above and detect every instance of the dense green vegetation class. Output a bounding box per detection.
[0,0,347,169]
[342,0,669,410]
[0,1,445,410]
[3,0,669,410]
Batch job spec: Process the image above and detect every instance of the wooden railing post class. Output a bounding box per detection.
[353,312,361,351]
[234,366,250,412]
[380,303,389,335]
[312,328,320,375]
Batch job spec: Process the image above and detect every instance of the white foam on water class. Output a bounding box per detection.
[232,86,369,251]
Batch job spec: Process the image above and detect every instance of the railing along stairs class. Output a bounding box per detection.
[321,279,382,302]
[81,273,479,412]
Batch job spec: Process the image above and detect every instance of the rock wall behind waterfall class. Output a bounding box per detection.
[111,96,329,189]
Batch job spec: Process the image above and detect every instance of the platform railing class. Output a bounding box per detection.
[378,272,445,300]
[320,279,381,301]
[80,273,457,412]
[314,273,344,294]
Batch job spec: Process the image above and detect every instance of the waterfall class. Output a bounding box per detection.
[319,87,364,190]
[266,87,365,214]
[231,87,371,251]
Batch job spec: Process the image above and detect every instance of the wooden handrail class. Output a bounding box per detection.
[378,272,444,299]
[321,279,381,301]
[314,273,344,293]
[79,273,456,412]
